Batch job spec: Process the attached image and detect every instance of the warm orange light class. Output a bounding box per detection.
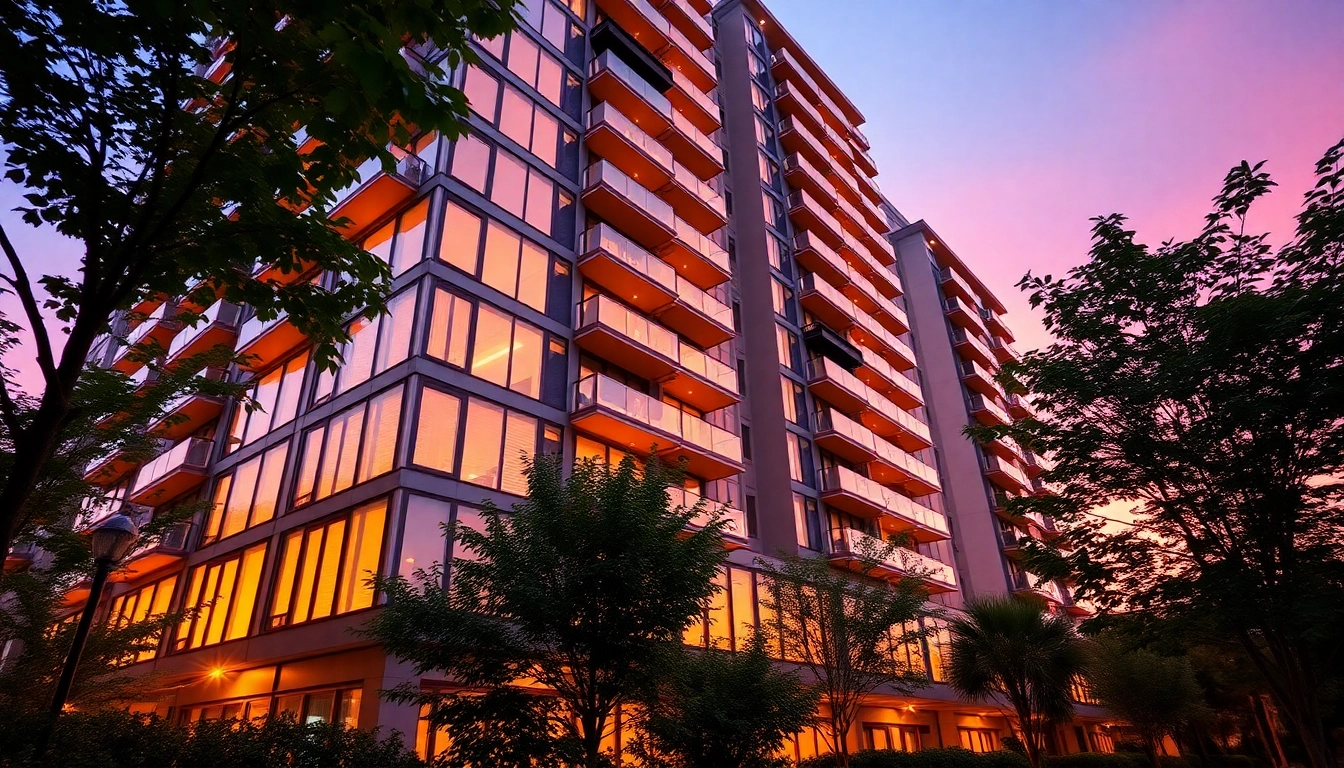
[207,666,227,681]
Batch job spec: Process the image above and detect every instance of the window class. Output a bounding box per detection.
[435,201,569,315]
[313,287,416,402]
[275,688,362,727]
[268,499,387,628]
[766,233,790,276]
[959,728,998,753]
[683,566,760,652]
[762,190,785,229]
[519,0,585,62]
[465,66,572,171]
[175,542,268,651]
[865,724,922,752]
[460,399,534,495]
[450,138,568,239]
[575,434,635,467]
[776,325,800,372]
[507,34,563,107]
[786,433,812,484]
[294,385,404,506]
[427,288,472,367]
[107,574,178,662]
[792,492,822,551]
[750,81,771,114]
[226,352,308,452]
[754,115,775,150]
[472,305,545,398]
[363,198,430,276]
[758,151,780,191]
[412,388,464,478]
[771,278,793,320]
[451,134,491,193]
[781,377,805,426]
[398,495,454,582]
[203,442,289,544]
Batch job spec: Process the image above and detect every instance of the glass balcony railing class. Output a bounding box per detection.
[673,278,733,330]
[573,374,741,463]
[984,454,1031,489]
[668,68,717,119]
[669,216,731,274]
[668,486,748,540]
[817,408,938,490]
[578,295,679,362]
[952,326,996,365]
[668,110,720,160]
[584,160,675,228]
[676,342,737,393]
[125,302,174,350]
[590,51,673,117]
[831,528,957,588]
[130,437,212,497]
[670,163,726,219]
[969,393,1012,425]
[588,103,675,172]
[237,309,288,351]
[166,301,241,360]
[582,224,679,293]
[820,466,948,535]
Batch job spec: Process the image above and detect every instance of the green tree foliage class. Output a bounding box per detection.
[1087,636,1210,768]
[945,597,1088,768]
[0,0,520,572]
[0,709,423,768]
[970,138,1344,768]
[630,636,821,768]
[757,543,934,768]
[365,454,731,768]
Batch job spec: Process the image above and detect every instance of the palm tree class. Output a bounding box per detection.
[945,595,1087,767]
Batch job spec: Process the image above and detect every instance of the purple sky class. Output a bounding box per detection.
[3,0,1343,391]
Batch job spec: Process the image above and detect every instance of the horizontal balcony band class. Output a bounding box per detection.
[984,454,1031,494]
[657,215,731,290]
[165,301,242,370]
[589,51,674,136]
[657,0,712,51]
[959,358,1002,398]
[969,392,1012,427]
[658,111,723,181]
[828,528,957,593]
[329,149,429,236]
[583,160,677,252]
[666,68,719,135]
[147,369,227,442]
[670,486,749,549]
[819,466,949,541]
[237,310,308,371]
[585,103,676,190]
[806,357,932,452]
[129,436,213,505]
[815,409,940,495]
[655,162,727,235]
[952,326,996,368]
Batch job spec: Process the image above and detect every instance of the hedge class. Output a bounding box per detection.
[799,749,1261,768]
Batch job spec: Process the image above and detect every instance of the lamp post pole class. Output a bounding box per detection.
[35,513,139,757]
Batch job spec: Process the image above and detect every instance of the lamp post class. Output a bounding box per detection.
[37,513,139,755]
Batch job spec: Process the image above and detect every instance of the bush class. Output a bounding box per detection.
[1044,753,1146,768]
[0,709,424,768]
[802,747,1031,768]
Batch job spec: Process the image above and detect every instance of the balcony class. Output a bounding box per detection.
[657,163,727,234]
[657,216,731,289]
[129,437,213,504]
[778,116,829,171]
[658,0,712,51]
[855,354,923,410]
[586,103,675,189]
[943,295,984,332]
[819,466,949,541]
[856,169,882,206]
[5,541,38,573]
[589,51,673,135]
[806,357,932,452]
[815,409,940,496]
[583,160,677,251]
[572,374,742,480]
[1006,393,1036,420]
[165,301,241,370]
[959,358,1001,397]
[802,322,864,372]
[784,153,837,205]
[852,143,878,177]
[236,309,308,372]
[658,111,723,180]
[112,303,179,373]
[829,528,957,593]
[253,258,314,288]
[983,454,1031,494]
[990,336,1020,365]
[670,486,749,549]
[1024,451,1056,478]
[788,190,845,249]
[660,278,733,348]
[1011,571,1068,605]
[969,392,1012,427]
[83,445,139,486]
[775,82,826,140]
[793,234,849,290]
[939,266,976,303]
[951,326,995,367]
[798,273,857,332]
[666,342,739,411]
[981,307,1015,342]
[576,295,680,380]
[147,369,227,441]
[660,25,715,93]
[329,149,429,236]
[109,521,192,583]
[665,69,720,135]
[580,224,680,315]
[594,0,671,61]
[849,309,916,370]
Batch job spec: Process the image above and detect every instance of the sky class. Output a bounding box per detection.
[764,0,1344,350]
[2,0,1343,390]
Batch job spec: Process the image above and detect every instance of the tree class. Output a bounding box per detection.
[365,453,731,768]
[1086,636,1209,768]
[631,636,820,768]
[944,596,1087,768]
[973,138,1344,768]
[0,0,520,572]
[757,539,935,768]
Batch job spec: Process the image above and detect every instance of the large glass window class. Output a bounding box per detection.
[204,442,289,545]
[107,574,178,662]
[464,65,573,172]
[787,433,813,484]
[362,199,430,276]
[398,495,453,582]
[412,388,463,474]
[294,385,404,507]
[267,499,387,629]
[776,325,800,372]
[175,542,268,651]
[450,138,571,241]
[227,352,308,453]
[435,201,568,315]
[792,493,822,551]
[781,376,806,426]
[313,287,416,403]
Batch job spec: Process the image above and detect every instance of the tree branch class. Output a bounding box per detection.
[0,222,58,387]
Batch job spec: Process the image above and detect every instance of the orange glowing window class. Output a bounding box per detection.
[107,574,179,662]
[175,542,267,652]
[267,499,388,629]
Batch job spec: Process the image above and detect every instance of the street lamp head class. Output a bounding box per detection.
[90,514,139,564]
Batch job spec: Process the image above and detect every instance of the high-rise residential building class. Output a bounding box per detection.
[13,0,1112,760]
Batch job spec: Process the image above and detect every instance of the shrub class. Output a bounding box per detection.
[801,747,1031,768]
[0,709,424,768]
[1043,753,1146,768]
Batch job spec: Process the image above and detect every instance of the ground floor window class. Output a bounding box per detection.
[959,727,999,753]
[177,686,361,728]
[865,723,922,751]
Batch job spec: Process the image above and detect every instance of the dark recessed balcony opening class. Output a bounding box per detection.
[592,19,673,94]
[803,322,864,372]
